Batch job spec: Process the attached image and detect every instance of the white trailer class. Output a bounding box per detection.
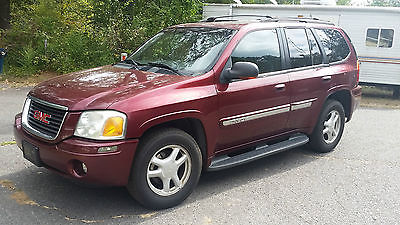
[203,4,400,97]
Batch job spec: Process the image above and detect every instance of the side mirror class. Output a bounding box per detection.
[220,62,259,84]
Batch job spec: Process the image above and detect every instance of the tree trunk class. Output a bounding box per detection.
[0,0,10,29]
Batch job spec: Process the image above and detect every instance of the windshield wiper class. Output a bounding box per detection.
[146,62,181,75]
[121,59,139,68]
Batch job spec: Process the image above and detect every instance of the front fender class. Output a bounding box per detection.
[137,109,202,136]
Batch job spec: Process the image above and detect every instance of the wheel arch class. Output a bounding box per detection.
[139,117,208,169]
[326,89,351,122]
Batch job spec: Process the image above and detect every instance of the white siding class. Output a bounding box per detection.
[203,4,232,18]
[360,62,400,85]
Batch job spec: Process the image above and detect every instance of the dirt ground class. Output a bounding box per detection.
[360,86,400,109]
[1,74,399,109]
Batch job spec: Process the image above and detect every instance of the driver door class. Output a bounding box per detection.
[216,29,290,152]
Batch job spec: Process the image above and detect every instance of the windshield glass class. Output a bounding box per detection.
[128,27,235,76]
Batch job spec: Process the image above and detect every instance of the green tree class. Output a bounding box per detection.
[2,0,202,76]
[337,0,351,5]
[370,0,400,6]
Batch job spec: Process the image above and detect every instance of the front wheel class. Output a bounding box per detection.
[309,100,345,153]
[127,128,202,209]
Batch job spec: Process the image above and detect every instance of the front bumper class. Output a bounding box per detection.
[14,113,138,186]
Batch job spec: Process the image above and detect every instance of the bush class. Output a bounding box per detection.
[1,0,202,76]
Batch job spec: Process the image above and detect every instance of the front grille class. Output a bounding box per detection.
[24,97,68,140]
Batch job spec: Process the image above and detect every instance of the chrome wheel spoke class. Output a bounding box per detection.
[327,113,334,124]
[162,177,171,192]
[332,129,337,137]
[148,169,162,178]
[172,174,182,188]
[327,130,334,140]
[333,114,339,124]
[151,157,164,166]
[176,154,187,167]
[170,147,180,161]
[323,127,329,135]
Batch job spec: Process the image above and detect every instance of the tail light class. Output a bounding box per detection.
[356,60,360,84]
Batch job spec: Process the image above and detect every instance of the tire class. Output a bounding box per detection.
[309,100,345,153]
[127,128,202,209]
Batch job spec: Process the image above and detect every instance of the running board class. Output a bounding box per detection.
[208,134,309,171]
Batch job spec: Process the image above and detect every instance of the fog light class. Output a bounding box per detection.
[72,160,87,177]
[82,163,88,173]
[98,146,118,153]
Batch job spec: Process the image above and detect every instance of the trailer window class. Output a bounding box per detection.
[379,29,394,48]
[366,29,379,47]
[366,28,394,48]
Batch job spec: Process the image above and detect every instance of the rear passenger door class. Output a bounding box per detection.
[216,29,290,152]
[285,28,351,131]
[283,28,330,130]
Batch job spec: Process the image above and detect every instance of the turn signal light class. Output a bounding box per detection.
[103,117,124,137]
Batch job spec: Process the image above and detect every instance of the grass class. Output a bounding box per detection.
[0,141,16,146]
[0,72,59,88]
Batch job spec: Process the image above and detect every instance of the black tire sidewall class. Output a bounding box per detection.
[310,100,345,153]
[128,128,202,209]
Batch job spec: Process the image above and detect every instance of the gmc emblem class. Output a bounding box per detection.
[33,110,51,124]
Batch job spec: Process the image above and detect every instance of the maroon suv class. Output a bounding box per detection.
[14,16,361,209]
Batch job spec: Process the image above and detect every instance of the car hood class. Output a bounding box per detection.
[29,65,192,111]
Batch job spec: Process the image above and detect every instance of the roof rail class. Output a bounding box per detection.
[202,15,334,25]
[284,16,334,25]
[202,15,274,22]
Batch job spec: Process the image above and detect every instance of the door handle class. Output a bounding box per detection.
[322,76,332,81]
[275,84,286,90]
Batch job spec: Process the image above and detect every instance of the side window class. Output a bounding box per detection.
[315,29,350,63]
[231,30,282,74]
[285,28,312,69]
[306,29,323,65]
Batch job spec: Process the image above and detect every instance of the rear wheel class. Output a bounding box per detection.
[309,100,345,153]
[127,128,202,209]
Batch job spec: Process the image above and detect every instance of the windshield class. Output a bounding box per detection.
[128,27,236,76]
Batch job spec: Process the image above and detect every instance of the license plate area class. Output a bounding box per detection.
[22,141,43,167]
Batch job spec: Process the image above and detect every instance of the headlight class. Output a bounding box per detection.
[74,110,127,140]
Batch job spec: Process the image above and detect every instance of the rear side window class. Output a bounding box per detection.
[315,29,350,63]
[306,29,323,65]
[231,30,282,74]
[285,29,312,69]
[366,28,394,48]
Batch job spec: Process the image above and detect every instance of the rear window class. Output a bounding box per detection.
[315,29,350,63]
